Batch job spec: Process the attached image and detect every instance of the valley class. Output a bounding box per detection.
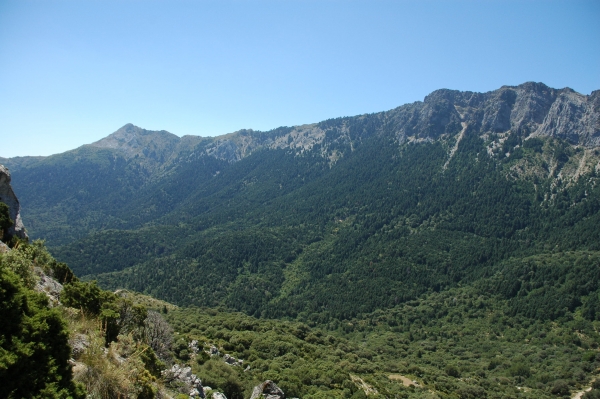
[2,82,600,398]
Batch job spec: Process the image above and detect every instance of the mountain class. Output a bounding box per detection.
[2,82,600,321]
[3,82,600,398]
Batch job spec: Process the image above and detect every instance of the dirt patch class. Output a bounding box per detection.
[389,374,421,387]
[572,387,592,399]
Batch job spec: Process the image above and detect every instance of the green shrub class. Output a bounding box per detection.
[0,264,84,399]
[0,202,13,242]
[584,390,600,399]
[194,359,246,399]
[551,380,570,396]
[62,280,114,316]
[445,364,461,378]
[508,363,531,378]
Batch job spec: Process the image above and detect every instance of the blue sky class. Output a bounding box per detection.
[1,0,599,157]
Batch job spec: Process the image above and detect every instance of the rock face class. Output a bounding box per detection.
[33,267,64,306]
[250,380,285,399]
[0,164,27,240]
[385,82,600,147]
[162,364,205,398]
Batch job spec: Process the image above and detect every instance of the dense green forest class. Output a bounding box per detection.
[49,133,600,323]
[165,267,600,399]
[4,236,600,398]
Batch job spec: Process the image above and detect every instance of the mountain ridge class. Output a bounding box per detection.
[2,81,600,320]
[3,81,597,173]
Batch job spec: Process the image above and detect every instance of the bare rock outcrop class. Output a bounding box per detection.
[223,353,243,366]
[162,364,205,398]
[33,267,64,306]
[249,380,285,399]
[0,164,28,240]
[387,82,600,147]
[69,333,90,359]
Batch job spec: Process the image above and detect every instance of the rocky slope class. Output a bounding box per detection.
[91,83,600,155]
[88,83,600,162]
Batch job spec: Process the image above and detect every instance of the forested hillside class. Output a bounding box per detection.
[3,82,599,323]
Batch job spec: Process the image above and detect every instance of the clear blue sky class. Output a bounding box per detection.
[1,0,599,157]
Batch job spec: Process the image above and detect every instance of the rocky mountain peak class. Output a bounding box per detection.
[90,123,181,160]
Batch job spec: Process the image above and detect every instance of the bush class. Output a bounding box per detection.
[0,264,84,399]
[62,281,106,315]
[551,380,570,396]
[50,261,78,284]
[144,311,173,362]
[457,385,487,399]
[194,360,245,399]
[584,390,600,399]
[0,201,13,242]
[445,364,461,378]
[508,363,531,378]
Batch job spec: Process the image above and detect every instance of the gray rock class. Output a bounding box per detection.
[212,393,227,399]
[33,267,64,305]
[0,165,28,240]
[189,339,200,354]
[69,333,90,359]
[250,380,285,399]
[223,353,243,366]
[162,364,205,398]
[207,345,220,357]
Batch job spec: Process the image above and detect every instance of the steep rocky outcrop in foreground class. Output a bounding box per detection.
[0,164,28,240]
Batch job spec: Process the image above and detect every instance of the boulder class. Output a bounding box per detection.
[69,333,90,359]
[250,380,285,399]
[207,345,220,357]
[189,339,200,354]
[223,353,243,366]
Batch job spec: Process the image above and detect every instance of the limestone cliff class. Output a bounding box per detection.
[0,164,28,240]
[387,82,600,147]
